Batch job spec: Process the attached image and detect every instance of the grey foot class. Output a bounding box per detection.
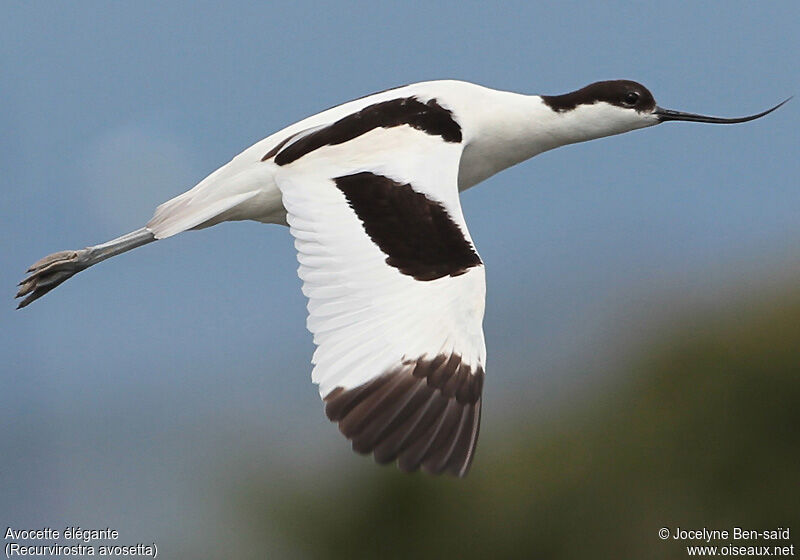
[16,249,93,309]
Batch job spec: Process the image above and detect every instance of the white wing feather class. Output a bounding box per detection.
[275,125,486,475]
[276,129,486,395]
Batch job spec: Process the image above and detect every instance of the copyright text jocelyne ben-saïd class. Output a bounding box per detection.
[659,526,794,557]
[4,527,157,557]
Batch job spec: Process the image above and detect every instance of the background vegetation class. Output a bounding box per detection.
[236,284,800,559]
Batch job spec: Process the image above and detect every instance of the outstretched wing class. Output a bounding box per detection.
[272,95,487,476]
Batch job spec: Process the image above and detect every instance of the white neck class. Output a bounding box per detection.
[456,88,652,189]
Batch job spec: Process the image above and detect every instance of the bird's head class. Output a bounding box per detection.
[540,79,789,142]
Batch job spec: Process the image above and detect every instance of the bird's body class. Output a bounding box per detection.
[17,79,785,476]
[147,80,614,234]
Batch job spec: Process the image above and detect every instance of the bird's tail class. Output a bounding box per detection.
[145,155,273,240]
[145,189,262,239]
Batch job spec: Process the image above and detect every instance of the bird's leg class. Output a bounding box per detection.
[16,227,156,309]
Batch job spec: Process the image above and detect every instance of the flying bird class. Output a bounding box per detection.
[17,80,787,476]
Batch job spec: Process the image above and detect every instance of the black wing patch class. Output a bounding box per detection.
[334,172,482,281]
[324,353,484,477]
[270,96,462,165]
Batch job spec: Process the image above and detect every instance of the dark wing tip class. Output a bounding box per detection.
[323,354,484,477]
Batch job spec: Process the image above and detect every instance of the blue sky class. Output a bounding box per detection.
[2,1,798,553]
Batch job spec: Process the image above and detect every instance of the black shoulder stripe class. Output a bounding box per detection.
[334,172,482,281]
[261,126,319,162]
[263,85,408,161]
[324,353,484,476]
[261,131,299,162]
[272,96,462,165]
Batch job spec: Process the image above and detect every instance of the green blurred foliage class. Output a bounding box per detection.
[237,288,800,559]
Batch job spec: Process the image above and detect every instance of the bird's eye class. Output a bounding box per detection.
[623,91,640,106]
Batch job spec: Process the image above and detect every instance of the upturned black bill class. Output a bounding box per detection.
[655,98,791,124]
